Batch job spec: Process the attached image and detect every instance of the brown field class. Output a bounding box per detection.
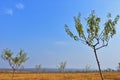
[0,71,120,80]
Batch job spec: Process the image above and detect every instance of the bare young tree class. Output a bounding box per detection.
[1,49,29,80]
[35,64,41,73]
[117,62,120,71]
[64,11,119,80]
[85,64,91,72]
[57,61,67,72]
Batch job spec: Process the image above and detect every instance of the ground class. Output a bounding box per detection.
[0,71,120,80]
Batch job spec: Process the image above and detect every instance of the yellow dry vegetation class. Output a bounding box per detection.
[0,72,120,80]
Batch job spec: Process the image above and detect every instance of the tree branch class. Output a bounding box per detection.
[78,38,88,45]
[93,37,99,47]
[96,43,108,50]
[98,30,104,39]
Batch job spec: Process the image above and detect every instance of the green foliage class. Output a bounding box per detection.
[65,10,119,48]
[74,13,85,39]
[64,11,119,80]
[102,13,120,42]
[1,49,28,70]
[19,50,28,66]
[1,49,28,80]
[65,25,79,41]
[86,11,100,45]
[1,49,13,61]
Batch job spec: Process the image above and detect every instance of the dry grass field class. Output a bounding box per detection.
[0,71,120,80]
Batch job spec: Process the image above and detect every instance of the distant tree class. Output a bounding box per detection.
[57,61,67,72]
[104,68,114,72]
[35,64,41,73]
[20,65,24,71]
[1,49,29,80]
[64,11,119,80]
[117,62,120,71]
[85,64,91,72]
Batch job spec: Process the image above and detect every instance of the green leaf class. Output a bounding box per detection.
[74,14,85,39]
[64,24,79,41]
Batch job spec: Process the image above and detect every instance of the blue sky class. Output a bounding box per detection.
[0,0,120,70]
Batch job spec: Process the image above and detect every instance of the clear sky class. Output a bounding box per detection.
[0,0,120,70]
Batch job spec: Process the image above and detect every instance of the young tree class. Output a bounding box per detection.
[20,65,24,71]
[35,64,41,73]
[85,64,91,72]
[57,61,67,72]
[105,68,114,72]
[35,64,41,79]
[117,62,120,71]
[1,49,29,80]
[64,11,119,80]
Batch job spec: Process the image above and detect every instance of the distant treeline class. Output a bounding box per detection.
[0,68,120,73]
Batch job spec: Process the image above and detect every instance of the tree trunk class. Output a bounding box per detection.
[12,68,15,80]
[93,47,104,80]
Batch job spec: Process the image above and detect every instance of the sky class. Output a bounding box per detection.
[0,0,120,70]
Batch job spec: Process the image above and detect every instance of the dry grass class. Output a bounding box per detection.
[0,71,120,80]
